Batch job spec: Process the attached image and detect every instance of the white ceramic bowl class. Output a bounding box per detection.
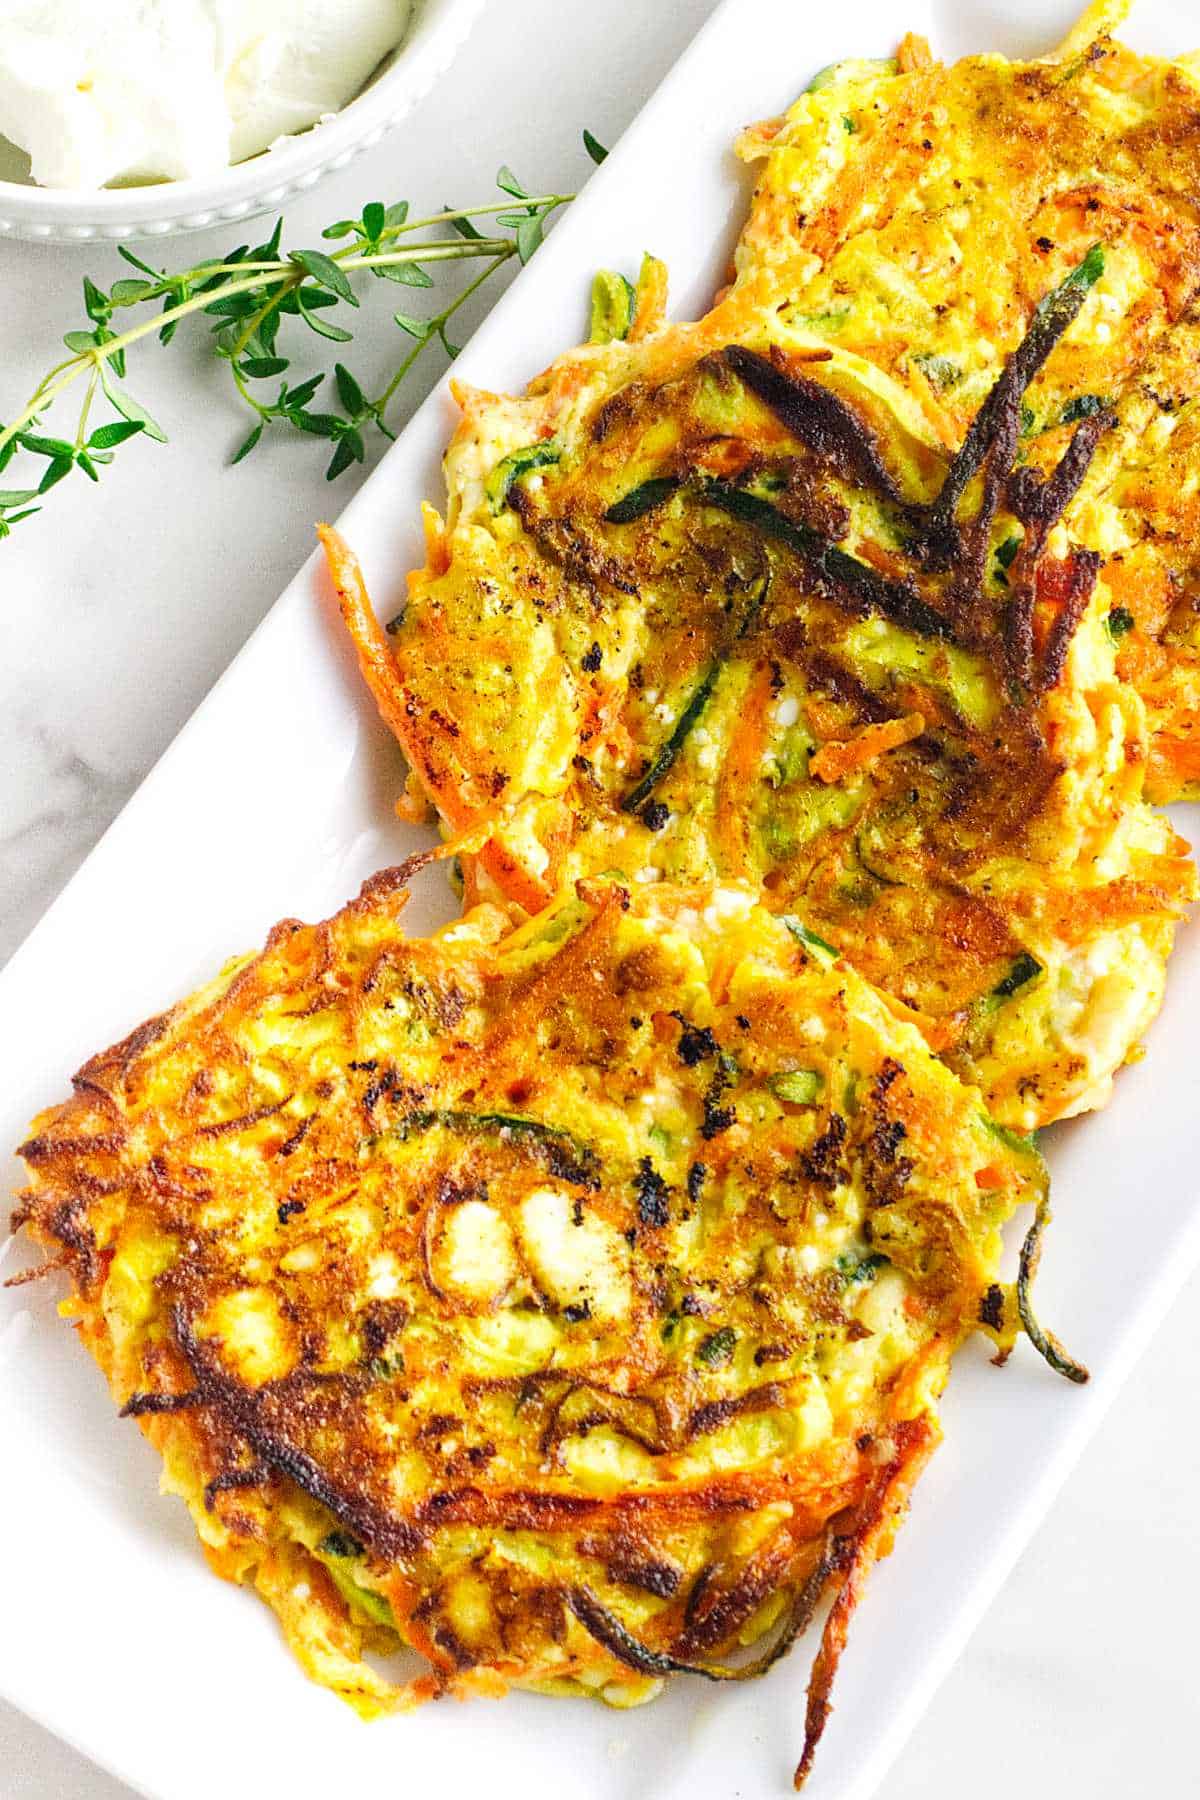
[0,0,486,244]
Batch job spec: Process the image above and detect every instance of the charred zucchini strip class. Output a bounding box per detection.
[566,1535,836,1684]
[924,244,1104,543]
[486,441,562,514]
[1018,1199,1090,1385]
[604,474,682,523]
[992,952,1042,999]
[722,344,906,502]
[622,662,720,815]
[388,1108,602,1189]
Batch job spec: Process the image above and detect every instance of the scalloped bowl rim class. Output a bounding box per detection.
[0,0,487,242]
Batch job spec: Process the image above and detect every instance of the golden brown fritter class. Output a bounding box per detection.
[327,236,1193,1129]
[733,0,1200,798]
[12,866,1060,1781]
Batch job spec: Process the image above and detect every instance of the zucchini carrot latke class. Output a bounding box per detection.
[13,868,1074,1784]
[324,12,1199,1140]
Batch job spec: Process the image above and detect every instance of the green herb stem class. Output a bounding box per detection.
[372,249,511,419]
[0,163,582,532]
[0,267,277,465]
[74,369,99,449]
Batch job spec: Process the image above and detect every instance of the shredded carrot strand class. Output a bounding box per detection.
[800,74,938,264]
[809,712,925,784]
[795,1416,939,1788]
[715,661,776,878]
[317,525,553,915]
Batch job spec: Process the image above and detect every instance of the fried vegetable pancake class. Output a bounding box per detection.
[733,0,1200,799]
[326,235,1194,1129]
[12,867,1067,1783]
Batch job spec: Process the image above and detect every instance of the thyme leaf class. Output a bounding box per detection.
[0,141,607,540]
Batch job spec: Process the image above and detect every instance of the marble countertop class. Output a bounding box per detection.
[1,0,1196,1793]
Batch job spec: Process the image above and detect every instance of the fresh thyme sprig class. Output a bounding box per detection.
[0,133,609,539]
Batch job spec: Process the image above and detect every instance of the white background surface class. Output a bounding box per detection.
[0,0,1196,1795]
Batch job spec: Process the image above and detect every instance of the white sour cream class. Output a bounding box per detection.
[0,0,413,190]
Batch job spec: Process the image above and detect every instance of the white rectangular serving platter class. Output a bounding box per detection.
[2,3,1197,1797]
